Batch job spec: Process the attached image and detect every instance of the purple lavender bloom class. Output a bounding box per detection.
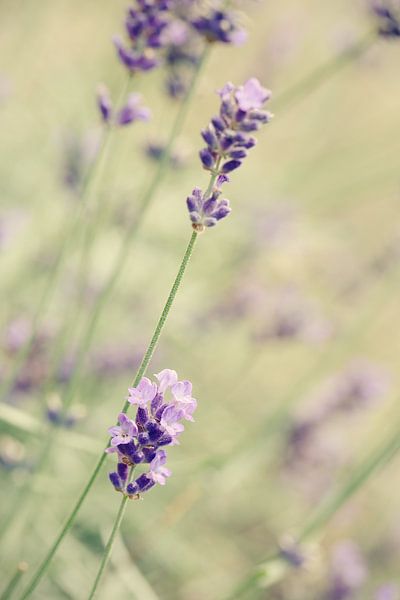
[186,186,231,231]
[113,0,170,74]
[108,413,138,446]
[191,9,246,45]
[97,84,112,122]
[107,369,196,498]
[372,2,400,37]
[128,377,158,407]
[186,78,271,230]
[326,541,367,600]
[116,93,151,126]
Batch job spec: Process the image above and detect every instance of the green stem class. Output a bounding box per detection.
[87,497,128,600]
[274,31,377,112]
[18,229,199,599]
[0,563,28,600]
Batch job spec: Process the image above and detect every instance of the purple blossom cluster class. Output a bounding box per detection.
[97,86,150,127]
[113,0,171,74]
[372,1,400,37]
[187,78,272,230]
[106,369,196,498]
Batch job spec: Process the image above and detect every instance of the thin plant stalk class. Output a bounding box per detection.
[18,228,199,600]
[0,77,131,403]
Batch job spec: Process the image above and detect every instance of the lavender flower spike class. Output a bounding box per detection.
[186,78,271,230]
[107,369,196,499]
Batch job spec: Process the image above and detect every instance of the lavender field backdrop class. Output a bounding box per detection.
[1,1,400,599]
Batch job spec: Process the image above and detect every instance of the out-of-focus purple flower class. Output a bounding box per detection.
[108,413,138,446]
[372,2,400,37]
[191,9,246,45]
[144,141,185,168]
[3,318,31,354]
[326,541,367,600]
[113,0,171,74]
[107,370,196,499]
[46,395,86,429]
[97,84,113,122]
[375,584,400,600]
[116,93,151,126]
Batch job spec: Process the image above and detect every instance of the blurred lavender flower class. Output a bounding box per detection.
[375,584,400,600]
[187,78,272,230]
[46,394,86,428]
[97,86,150,127]
[325,541,367,600]
[113,0,171,74]
[192,8,246,44]
[284,361,389,495]
[372,1,400,37]
[106,369,196,498]
[116,93,151,125]
[60,129,100,194]
[97,84,113,123]
[144,141,186,168]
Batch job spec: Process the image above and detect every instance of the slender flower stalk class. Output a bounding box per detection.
[226,422,400,598]
[18,77,271,600]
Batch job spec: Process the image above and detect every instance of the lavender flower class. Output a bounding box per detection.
[186,78,272,230]
[372,2,400,37]
[113,0,171,74]
[106,369,196,499]
[108,413,138,446]
[325,541,367,600]
[116,93,151,125]
[97,84,112,122]
[191,9,246,45]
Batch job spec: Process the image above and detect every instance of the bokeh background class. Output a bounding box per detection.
[1,0,400,598]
